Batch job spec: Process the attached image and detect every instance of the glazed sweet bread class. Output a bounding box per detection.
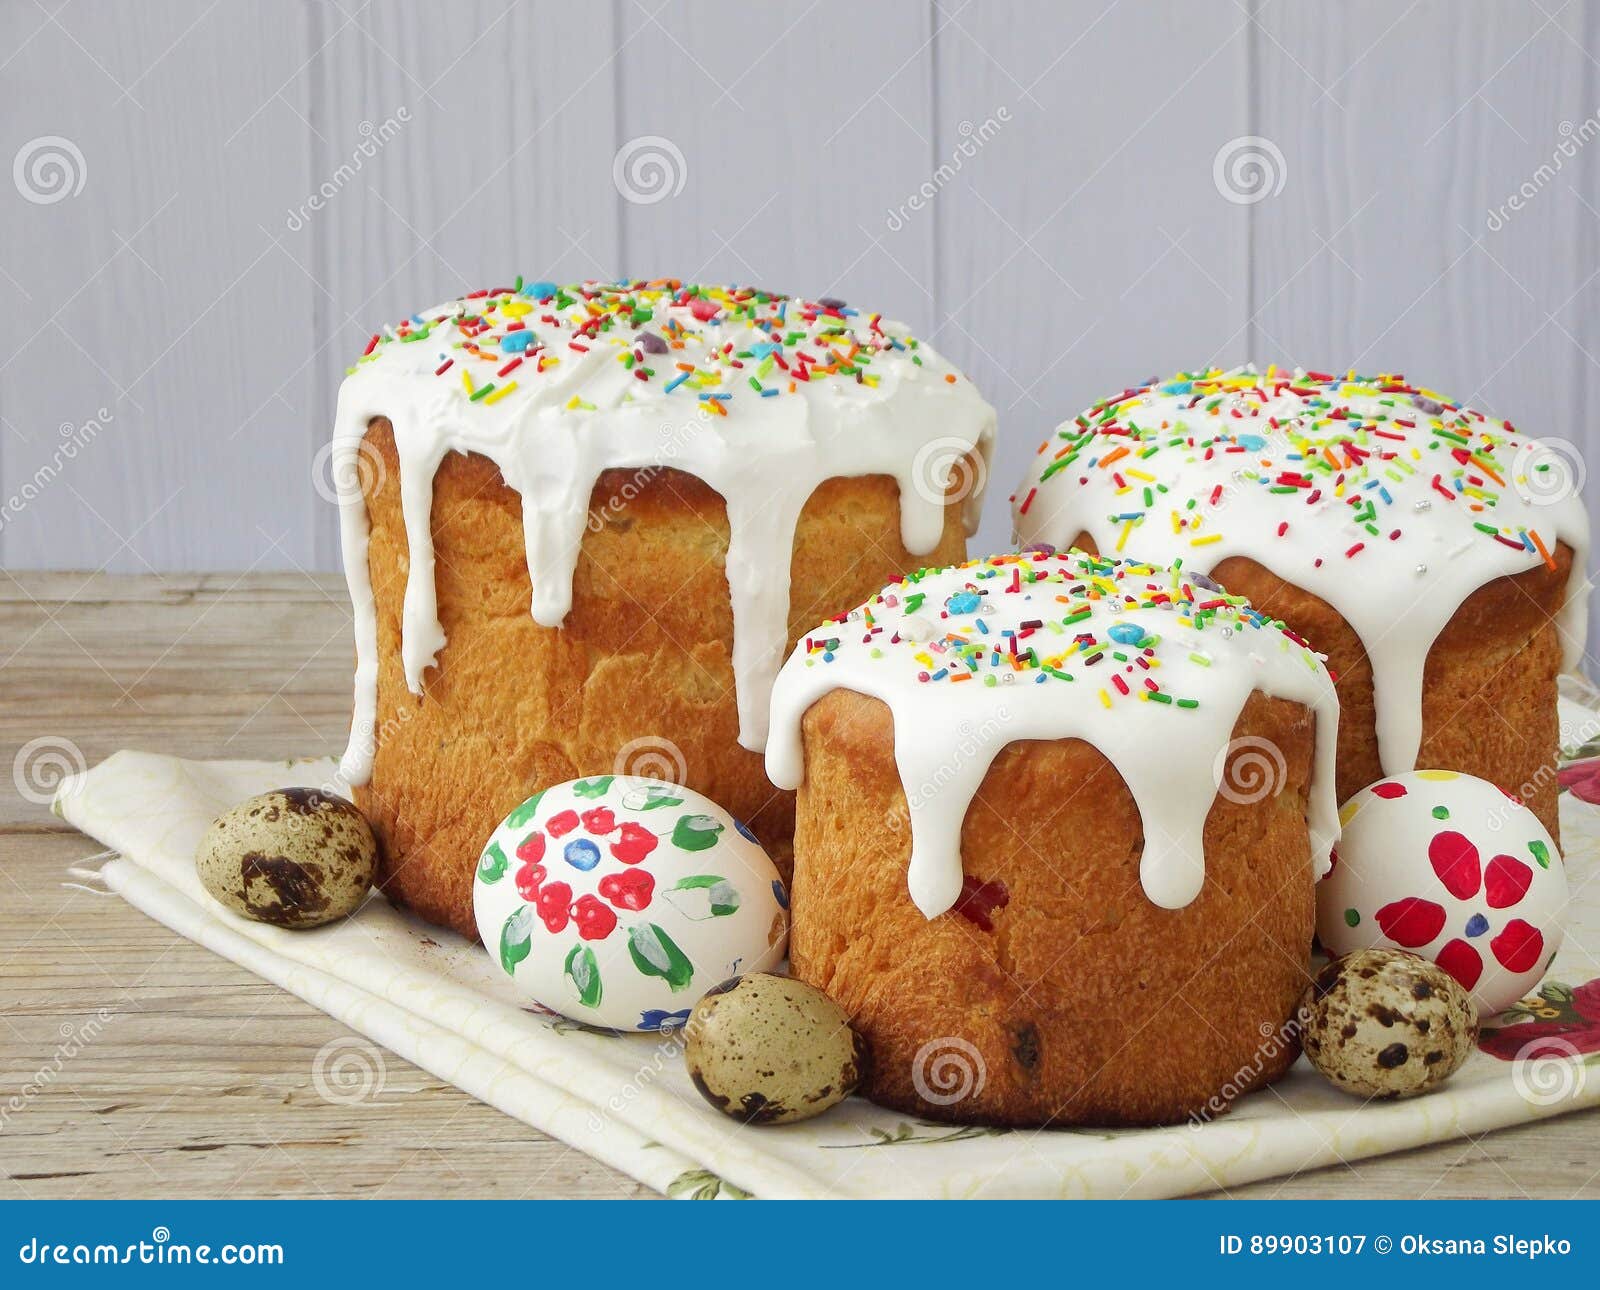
[332,280,996,937]
[1014,369,1589,839]
[766,549,1339,1126]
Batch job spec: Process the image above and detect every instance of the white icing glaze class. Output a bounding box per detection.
[332,281,996,784]
[765,550,1340,919]
[1012,368,1591,775]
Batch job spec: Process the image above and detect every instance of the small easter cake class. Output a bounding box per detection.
[1013,368,1589,842]
[332,280,996,938]
[766,548,1339,1126]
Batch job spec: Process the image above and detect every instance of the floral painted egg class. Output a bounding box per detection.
[472,775,789,1031]
[1316,771,1566,1017]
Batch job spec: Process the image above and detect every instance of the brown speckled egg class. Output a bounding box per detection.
[684,973,867,1125]
[196,788,376,929]
[1300,948,1477,1099]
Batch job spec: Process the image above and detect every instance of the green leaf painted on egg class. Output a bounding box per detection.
[635,784,684,810]
[1530,839,1551,869]
[628,923,694,991]
[505,792,547,827]
[565,944,602,1009]
[707,881,739,917]
[669,875,740,917]
[671,814,724,852]
[500,906,535,975]
[570,777,615,800]
[478,840,509,884]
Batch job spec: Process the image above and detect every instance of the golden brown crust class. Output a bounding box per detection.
[352,417,972,939]
[788,687,1319,1127]
[1070,532,1572,842]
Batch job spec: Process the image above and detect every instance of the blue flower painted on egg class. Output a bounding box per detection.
[564,838,601,871]
[639,1008,692,1031]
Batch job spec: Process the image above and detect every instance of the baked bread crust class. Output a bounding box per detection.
[1072,532,1573,842]
[789,686,1319,1127]
[352,417,971,938]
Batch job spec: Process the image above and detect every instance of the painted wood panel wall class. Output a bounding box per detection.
[3,0,1598,648]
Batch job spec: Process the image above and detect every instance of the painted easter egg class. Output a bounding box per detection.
[1316,771,1566,1017]
[472,775,789,1031]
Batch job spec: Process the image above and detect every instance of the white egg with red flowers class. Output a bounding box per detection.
[1316,770,1565,1017]
[473,775,789,1030]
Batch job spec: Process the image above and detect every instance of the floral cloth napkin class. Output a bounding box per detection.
[52,676,1600,1199]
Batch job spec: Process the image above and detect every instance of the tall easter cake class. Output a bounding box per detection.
[333,279,995,937]
[767,549,1339,1125]
[1013,368,1589,840]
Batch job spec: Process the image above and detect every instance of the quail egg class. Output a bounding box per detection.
[684,973,866,1125]
[196,788,377,929]
[1299,948,1478,1099]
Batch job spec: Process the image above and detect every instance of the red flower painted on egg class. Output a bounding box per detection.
[598,867,655,912]
[1372,828,1542,994]
[510,809,663,941]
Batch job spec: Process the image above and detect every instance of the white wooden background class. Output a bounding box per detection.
[3,0,1599,647]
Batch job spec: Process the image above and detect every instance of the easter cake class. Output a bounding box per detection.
[766,548,1340,1126]
[1012,368,1590,843]
[332,280,995,938]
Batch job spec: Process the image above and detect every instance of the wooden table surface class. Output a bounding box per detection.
[4,569,1598,1201]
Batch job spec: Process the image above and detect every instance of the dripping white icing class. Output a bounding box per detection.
[765,550,1340,919]
[333,282,996,785]
[1012,368,1591,775]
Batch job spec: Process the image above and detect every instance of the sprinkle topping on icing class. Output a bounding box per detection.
[1016,366,1569,565]
[334,278,996,787]
[797,548,1323,711]
[1013,366,1590,777]
[767,549,1340,920]
[348,279,952,415]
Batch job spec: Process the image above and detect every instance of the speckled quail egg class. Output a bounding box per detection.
[196,788,377,929]
[1299,948,1478,1099]
[684,973,867,1125]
